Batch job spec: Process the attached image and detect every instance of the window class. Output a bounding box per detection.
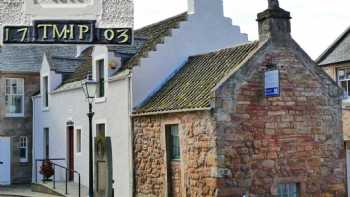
[96,60,105,98]
[43,128,49,159]
[76,129,81,153]
[5,78,24,116]
[166,124,180,160]
[19,136,28,163]
[96,123,105,137]
[277,183,300,197]
[43,76,49,107]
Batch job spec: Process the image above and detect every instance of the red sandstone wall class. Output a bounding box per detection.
[133,112,217,197]
[214,48,346,196]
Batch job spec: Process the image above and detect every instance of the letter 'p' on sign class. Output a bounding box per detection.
[3,20,132,45]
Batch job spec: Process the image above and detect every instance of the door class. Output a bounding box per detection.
[67,126,74,181]
[0,137,11,185]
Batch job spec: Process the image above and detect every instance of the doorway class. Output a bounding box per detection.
[0,137,11,185]
[67,126,74,181]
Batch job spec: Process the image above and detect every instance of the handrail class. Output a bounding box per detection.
[35,158,81,197]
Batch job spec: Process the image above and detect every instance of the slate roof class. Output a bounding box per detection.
[61,47,93,85]
[0,46,76,73]
[317,26,350,66]
[135,41,260,114]
[108,38,147,55]
[124,12,188,68]
[48,55,86,73]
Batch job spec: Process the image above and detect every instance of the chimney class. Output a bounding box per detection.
[257,0,291,42]
[188,0,224,16]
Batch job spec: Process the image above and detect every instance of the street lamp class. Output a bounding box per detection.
[81,73,97,197]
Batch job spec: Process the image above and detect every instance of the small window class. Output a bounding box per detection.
[277,183,300,197]
[96,123,105,137]
[96,59,105,98]
[43,76,49,107]
[19,136,28,163]
[5,78,24,116]
[76,129,81,153]
[166,124,180,160]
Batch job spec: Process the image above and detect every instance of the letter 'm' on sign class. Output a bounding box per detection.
[3,20,133,45]
[34,20,94,43]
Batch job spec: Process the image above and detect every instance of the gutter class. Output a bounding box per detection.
[132,107,211,117]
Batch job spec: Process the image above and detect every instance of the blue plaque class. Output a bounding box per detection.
[265,70,280,97]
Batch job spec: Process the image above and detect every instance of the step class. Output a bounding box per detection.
[32,181,88,197]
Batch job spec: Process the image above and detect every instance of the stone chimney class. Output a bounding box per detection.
[257,0,291,42]
[188,0,224,16]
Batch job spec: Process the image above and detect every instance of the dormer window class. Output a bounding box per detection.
[43,76,49,108]
[5,78,24,117]
[96,59,105,98]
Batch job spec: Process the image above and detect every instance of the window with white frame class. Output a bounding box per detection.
[19,136,28,163]
[5,78,24,116]
[277,183,300,197]
[76,129,81,153]
[337,68,350,99]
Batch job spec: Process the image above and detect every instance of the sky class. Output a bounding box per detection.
[135,0,350,59]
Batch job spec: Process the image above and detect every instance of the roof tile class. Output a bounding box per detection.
[136,41,260,113]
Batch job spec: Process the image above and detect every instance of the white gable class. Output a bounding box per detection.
[132,0,248,107]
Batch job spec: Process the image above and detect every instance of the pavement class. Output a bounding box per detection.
[0,184,58,197]
[40,181,88,197]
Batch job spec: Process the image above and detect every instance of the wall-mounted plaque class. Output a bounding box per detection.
[3,20,133,45]
[264,69,280,97]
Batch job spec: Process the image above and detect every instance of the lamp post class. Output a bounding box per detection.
[81,73,97,197]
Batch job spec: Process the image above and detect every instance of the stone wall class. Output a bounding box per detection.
[0,73,40,183]
[133,111,217,197]
[214,44,346,196]
[0,0,133,26]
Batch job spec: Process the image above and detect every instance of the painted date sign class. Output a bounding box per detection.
[3,20,132,45]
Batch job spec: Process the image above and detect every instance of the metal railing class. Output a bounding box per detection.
[35,158,81,197]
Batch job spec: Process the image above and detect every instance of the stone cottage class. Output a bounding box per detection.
[317,25,350,194]
[133,1,346,196]
[0,46,75,185]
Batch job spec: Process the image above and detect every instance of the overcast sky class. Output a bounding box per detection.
[135,0,350,59]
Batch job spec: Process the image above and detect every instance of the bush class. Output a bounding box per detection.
[40,160,54,181]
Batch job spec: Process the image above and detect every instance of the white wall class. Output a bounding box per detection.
[132,0,248,107]
[33,50,133,197]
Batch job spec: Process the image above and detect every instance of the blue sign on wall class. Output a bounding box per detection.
[265,69,280,97]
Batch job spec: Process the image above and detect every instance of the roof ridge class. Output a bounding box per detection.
[51,56,84,60]
[188,41,259,59]
[316,26,350,64]
[135,12,188,32]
